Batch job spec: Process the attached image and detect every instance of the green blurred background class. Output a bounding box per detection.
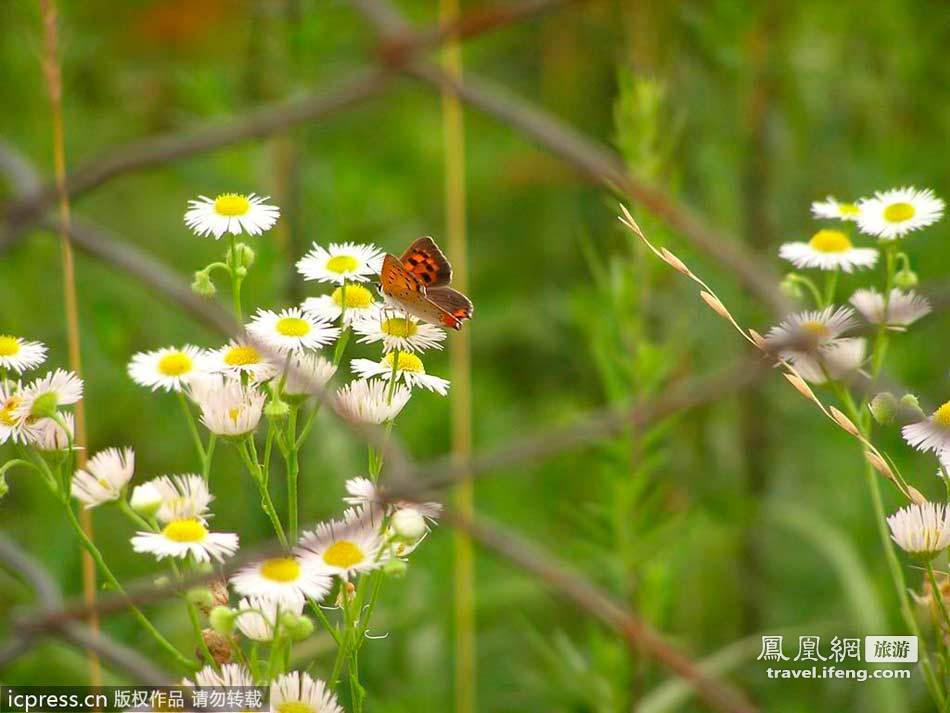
[2,0,950,710]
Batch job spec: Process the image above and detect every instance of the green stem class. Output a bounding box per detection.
[61,495,195,669]
[928,563,950,640]
[308,598,342,646]
[287,405,300,541]
[386,348,401,404]
[229,236,243,322]
[788,273,824,308]
[824,269,839,307]
[118,498,154,531]
[203,435,217,481]
[239,438,287,548]
[186,599,216,669]
[177,391,206,465]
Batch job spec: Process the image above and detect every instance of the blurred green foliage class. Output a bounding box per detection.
[2,0,950,711]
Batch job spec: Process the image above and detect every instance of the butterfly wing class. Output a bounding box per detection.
[425,287,474,330]
[380,254,424,299]
[400,236,453,288]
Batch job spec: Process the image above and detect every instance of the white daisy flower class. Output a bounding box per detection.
[184,193,280,239]
[25,412,75,452]
[247,308,340,354]
[849,288,931,331]
[150,474,213,523]
[71,447,135,508]
[786,337,867,385]
[778,229,878,272]
[183,663,253,688]
[297,506,388,580]
[887,502,950,559]
[811,196,862,221]
[343,476,443,521]
[193,377,265,438]
[230,555,332,608]
[16,369,83,418]
[302,283,378,324]
[270,672,343,713]
[351,352,450,395]
[280,353,337,398]
[334,379,410,424]
[205,340,279,383]
[128,345,207,392]
[0,335,47,374]
[131,518,238,563]
[296,242,384,285]
[235,596,304,642]
[903,401,950,454]
[353,309,446,353]
[0,382,28,445]
[764,306,864,383]
[857,187,944,240]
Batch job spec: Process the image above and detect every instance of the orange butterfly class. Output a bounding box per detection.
[379,237,474,330]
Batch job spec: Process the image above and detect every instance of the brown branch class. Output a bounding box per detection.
[348,0,788,316]
[446,509,759,713]
[391,355,768,496]
[0,68,394,245]
[0,535,172,684]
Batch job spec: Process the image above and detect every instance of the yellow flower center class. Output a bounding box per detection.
[331,284,374,309]
[800,321,830,338]
[157,352,192,376]
[934,401,950,428]
[838,202,860,216]
[0,396,22,426]
[0,336,21,357]
[322,540,365,569]
[884,202,916,223]
[808,229,852,253]
[326,255,359,274]
[162,518,208,543]
[381,318,417,339]
[228,407,241,423]
[276,703,315,713]
[213,193,251,217]
[260,557,301,582]
[384,351,424,373]
[275,317,311,337]
[224,345,261,366]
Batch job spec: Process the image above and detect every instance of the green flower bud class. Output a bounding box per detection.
[265,398,290,422]
[209,606,237,635]
[779,274,804,301]
[227,242,256,269]
[895,267,919,290]
[383,559,408,578]
[29,392,59,419]
[280,612,315,642]
[186,587,215,610]
[191,270,216,297]
[897,394,926,425]
[234,266,248,279]
[868,392,897,426]
[0,474,8,500]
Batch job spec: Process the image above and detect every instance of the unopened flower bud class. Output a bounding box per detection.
[897,394,926,425]
[869,392,898,426]
[392,508,427,541]
[280,612,315,641]
[29,393,59,419]
[234,266,248,279]
[265,398,290,421]
[209,606,237,635]
[186,587,215,611]
[383,559,408,578]
[0,475,7,499]
[229,242,256,269]
[130,483,162,517]
[191,270,216,297]
[895,267,919,290]
[779,274,804,301]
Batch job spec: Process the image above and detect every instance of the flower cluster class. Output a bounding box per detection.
[619,183,950,707]
[2,192,457,711]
